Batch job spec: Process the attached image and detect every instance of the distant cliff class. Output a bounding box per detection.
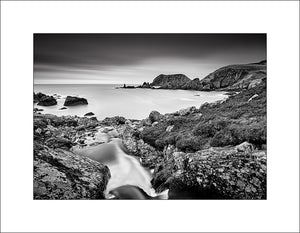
[140,61,266,91]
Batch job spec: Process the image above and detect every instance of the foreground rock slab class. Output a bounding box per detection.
[34,145,110,199]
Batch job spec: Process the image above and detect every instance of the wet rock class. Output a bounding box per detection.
[37,95,57,106]
[34,108,44,112]
[84,112,95,116]
[34,145,110,199]
[64,96,88,106]
[149,110,162,123]
[34,92,47,103]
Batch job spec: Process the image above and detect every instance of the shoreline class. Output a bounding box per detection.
[34,79,266,199]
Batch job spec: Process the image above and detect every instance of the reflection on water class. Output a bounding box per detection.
[73,138,158,198]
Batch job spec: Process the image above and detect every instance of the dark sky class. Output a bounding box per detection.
[34,34,266,84]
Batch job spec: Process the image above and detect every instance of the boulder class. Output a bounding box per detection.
[37,95,57,106]
[152,148,266,199]
[177,106,197,116]
[64,96,88,106]
[34,145,110,199]
[84,112,95,116]
[34,92,47,103]
[149,110,162,123]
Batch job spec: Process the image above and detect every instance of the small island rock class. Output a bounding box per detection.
[84,112,95,116]
[64,96,88,106]
[37,95,57,106]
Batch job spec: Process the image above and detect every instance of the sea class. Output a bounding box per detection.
[34,84,227,120]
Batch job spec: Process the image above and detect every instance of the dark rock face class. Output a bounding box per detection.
[182,78,203,90]
[149,110,162,123]
[141,82,151,88]
[37,95,57,106]
[151,74,191,89]
[64,96,88,106]
[34,92,47,103]
[121,125,163,168]
[84,112,95,116]
[34,145,110,199]
[34,108,44,112]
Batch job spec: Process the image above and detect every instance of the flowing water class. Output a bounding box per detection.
[73,137,158,199]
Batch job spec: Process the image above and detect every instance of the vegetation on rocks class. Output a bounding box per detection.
[139,79,266,153]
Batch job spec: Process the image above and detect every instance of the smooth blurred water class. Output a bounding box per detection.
[34,84,226,120]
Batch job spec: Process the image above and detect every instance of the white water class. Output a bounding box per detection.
[73,137,156,198]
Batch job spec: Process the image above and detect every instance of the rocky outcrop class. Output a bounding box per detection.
[84,112,95,116]
[34,113,111,199]
[140,82,151,88]
[149,110,163,123]
[182,78,203,90]
[34,92,46,103]
[151,144,266,199]
[64,96,88,106]
[34,145,110,199]
[34,92,57,106]
[198,61,266,91]
[151,74,191,89]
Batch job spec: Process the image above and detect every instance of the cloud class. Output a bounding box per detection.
[34,34,266,84]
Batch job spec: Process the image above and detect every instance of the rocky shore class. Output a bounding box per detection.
[34,77,266,199]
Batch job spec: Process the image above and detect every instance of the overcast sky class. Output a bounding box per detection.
[34,34,266,84]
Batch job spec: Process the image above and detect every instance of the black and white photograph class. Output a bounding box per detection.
[33,33,267,200]
[1,1,299,232]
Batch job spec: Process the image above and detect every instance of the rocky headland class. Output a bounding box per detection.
[121,60,266,92]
